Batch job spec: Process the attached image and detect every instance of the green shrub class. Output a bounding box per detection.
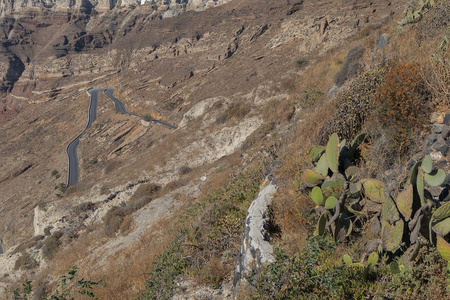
[300,86,323,109]
[140,238,188,300]
[142,165,267,297]
[250,236,342,299]
[13,266,106,299]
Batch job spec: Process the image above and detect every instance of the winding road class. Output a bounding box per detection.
[66,88,177,186]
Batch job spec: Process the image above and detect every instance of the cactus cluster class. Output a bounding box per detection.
[298,133,450,268]
[378,154,447,255]
[300,132,375,240]
[431,202,450,263]
[395,0,436,26]
[343,251,379,278]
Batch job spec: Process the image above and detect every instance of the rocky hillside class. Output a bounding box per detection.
[0,0,448,298]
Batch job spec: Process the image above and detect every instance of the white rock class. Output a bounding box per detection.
[430,151,443,161]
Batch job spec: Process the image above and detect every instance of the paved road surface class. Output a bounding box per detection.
[66,88,101,186]
[103,89,178,129]
[66,88,177,186]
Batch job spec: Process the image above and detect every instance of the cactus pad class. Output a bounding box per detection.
[421,154,433,174]
[325,196,338,209]
[310,186,324,206]
[326,133,340,173]
[433,218,450,237]
[343,254,353,266]
[436,235,450,262]
[315,154,329,177]
[367,252,379,267]
[347,132,366,157]
[301,169,324,187]
[321,179,344,199]
[424,169,447,187]
[348,182,362,199]
[383,195,400,225]
[417,167,425,206]
[314,213,327,236]
[309,146,326,162]
[361,179,386,203]
[345,166,359,182]
[409,161,421,184]
[382,219,404,252]
[396,184,414,221]
[433,202,450,220]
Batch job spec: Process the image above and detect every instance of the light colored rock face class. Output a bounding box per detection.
[234,182,277,292]
[0,0,228,17]
[0,0,84,16]
[144,0,232,18]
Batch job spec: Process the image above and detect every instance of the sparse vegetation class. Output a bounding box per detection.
[141,164,268,297]
[14,253,39,270]
[104,183,161,236]
[295,58,308,69]
[215,103,251,124]
[178,165,192,175]
[13,266,106,299]
[300,86,323,109]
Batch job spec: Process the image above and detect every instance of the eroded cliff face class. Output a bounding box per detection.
[0,0,229,18]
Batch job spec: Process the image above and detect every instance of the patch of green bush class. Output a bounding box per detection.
[140,237,188,300]
[300,86,323,109]
[142,164,267,297]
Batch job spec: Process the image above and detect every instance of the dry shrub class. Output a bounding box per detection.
[179,165,192,175]
[14,253,39,270]
[104,160,122,174]
[131,183,161,202]
[299,86,324,109]
[374,63,431,156]
[241,122,275,151]
[104,205,128,237]
[41,231,63,259]
[88,217,176,299]
[271,183,311,255]
[263,98,295,125]
[422,48,450,106]
[105,183,161,236]
[119,215,134,235]
[215,102,250,124]
[198,257,227,287]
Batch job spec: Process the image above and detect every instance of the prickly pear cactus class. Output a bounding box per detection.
[396,185,414,222]
[361,179,386,204]
[301,169,324,187]
[326,133,340,173]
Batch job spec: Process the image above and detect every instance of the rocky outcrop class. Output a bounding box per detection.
[233,181,277,295]
[147,0,233,18]
[0,0,229,18]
